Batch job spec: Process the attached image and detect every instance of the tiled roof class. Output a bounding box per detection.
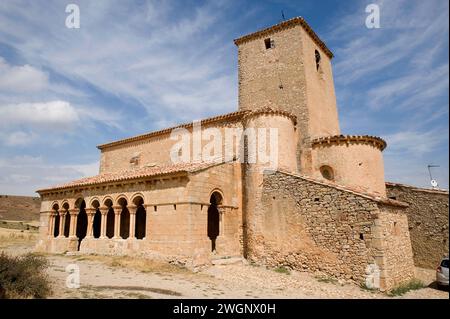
[312,135,387,151]
[36,162,217,193]
[276,170,409,208]
[97,110,248,150]
[233,17,333,59]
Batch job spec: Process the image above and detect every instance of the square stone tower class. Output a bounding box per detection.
[234,17,340,174]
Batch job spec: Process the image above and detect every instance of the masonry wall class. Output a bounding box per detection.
[255,171,414,290]
[312,143,386,196]
[99,119,244,174]
[386,183,449,269]
[236,24,340,175]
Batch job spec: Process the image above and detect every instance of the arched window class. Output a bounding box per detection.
[315,49,321,71]
[320,165,334,181]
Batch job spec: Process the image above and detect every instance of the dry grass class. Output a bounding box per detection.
[0,228,38,248]
[72,254,192,275]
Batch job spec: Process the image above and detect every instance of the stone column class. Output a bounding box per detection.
[68,209,79,238]
[128,205,137,239]
[113,205,121,239]
[99,207,108,239]
[58,210,66,238]
[85,208,95,238]
[48,210,56,237]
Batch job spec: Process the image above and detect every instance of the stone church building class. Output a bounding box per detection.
[37,17,423,290]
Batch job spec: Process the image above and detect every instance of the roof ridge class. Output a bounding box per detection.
[97,110,249,150]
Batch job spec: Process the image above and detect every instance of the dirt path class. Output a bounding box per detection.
[1,239,448,299]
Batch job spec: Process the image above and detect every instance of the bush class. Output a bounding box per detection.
[388,279,425,296]
[0,252,52,298]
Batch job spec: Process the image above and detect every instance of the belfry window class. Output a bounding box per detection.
[265,38,274,49]
[315,49,321,71]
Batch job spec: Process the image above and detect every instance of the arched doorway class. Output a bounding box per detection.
[133,196,146,240]
[207,192,222,252]
[105,198,114,239]
[75,199,88,250]
[92,200,101,239]
[118,197,129,239]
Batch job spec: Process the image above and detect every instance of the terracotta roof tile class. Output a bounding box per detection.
[37,162,217,193]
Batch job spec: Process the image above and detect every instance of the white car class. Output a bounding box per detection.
[436,257,449,289]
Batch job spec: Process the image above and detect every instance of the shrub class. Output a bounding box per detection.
[0,252,52,299]
[388,279,425,297]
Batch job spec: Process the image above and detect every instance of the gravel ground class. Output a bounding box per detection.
[1,239,448,299]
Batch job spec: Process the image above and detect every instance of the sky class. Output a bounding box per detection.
[0,0,448,196]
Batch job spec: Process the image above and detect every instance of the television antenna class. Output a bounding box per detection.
[427,164,440,189]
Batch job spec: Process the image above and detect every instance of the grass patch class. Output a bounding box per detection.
[360,282,378,292]
[274,266,290,275]
[0,252,52,298]
[387,279,425,296]
[316,275,338,284]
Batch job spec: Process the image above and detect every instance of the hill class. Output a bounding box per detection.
[0,195,41,221]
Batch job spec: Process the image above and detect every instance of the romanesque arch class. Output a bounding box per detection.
[91,199,101,239]
[118,197,129,239]
[52,203,60,238]
[132,195,146,240]
[208,191,223,252]
[104,198,114,239]
[62,202,70,237]
[75,198,88,250]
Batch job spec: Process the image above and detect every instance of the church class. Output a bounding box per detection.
[36,17,417,291]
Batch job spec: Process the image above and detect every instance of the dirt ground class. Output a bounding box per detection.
[1,228,448,299]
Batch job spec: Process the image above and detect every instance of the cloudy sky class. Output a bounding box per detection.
[0,0,448,195]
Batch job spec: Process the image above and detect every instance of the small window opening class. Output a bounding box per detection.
[314,197,320,202]
[265,38,274,49]
[388,196,397,200]
[154,206,157,212]
[320,165,334,181]
[173,204,176,210]
[315,49,321,71]
[359,233,364,240]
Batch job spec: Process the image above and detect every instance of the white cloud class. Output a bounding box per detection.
[0,156,99,195]
[0,101,79,128]
[0,131,37,146]
[0,56,49,92]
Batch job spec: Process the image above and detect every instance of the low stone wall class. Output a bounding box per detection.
[253,171,414,290]
[386,182,449,269]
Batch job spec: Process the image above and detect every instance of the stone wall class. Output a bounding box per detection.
[253,171,414,290]
[99,118,244,174]
[386,182,449,269]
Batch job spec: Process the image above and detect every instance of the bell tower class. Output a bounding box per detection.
[234,17,340,174]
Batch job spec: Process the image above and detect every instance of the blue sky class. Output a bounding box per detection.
[0,0,448,195]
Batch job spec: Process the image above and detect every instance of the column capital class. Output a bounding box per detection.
[68,208,79,216]
[99,206,109,214]
[85,208,96,215]
[112,205,122,212]
[127,204,137,214]
[58,209,68,216]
